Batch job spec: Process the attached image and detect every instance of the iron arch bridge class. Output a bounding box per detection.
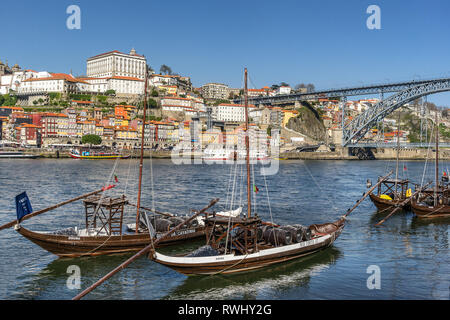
[342,78,450,146]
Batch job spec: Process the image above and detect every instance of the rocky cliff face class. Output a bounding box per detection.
[286,103,326,142]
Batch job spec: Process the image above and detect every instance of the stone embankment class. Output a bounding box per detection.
[10,147,450,160]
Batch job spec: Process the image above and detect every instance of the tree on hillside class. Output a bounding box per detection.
[148,98,158,108]
[1,93,17,106]
[295,83,315,92]
[271,84,280,91]
[160,64,172,75]
[81,134,102,145]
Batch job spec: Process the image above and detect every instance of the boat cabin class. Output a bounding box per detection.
[204,215,261,255]
[375,178,410,200]
[414,185,450,206]
[83,195,128,235]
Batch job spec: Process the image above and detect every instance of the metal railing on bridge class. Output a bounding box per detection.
[234,76,450,105]
[346,142,450,148]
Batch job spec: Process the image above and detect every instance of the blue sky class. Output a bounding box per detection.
[2,0,450,105]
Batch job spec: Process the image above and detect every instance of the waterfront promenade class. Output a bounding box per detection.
[5,147,450,160]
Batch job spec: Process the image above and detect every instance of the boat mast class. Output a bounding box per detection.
[434,111,439,207]
[136,65,149,233]
[244,68,251,218]
[394,111,400,198]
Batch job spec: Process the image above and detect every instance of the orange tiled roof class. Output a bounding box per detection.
[42,112,68,117]
[218,103,256,108]
[109,76,143,81]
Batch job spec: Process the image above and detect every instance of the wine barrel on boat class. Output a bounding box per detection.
[280,225,303,243]
[233,226,263,242]
[186,245,219,257]
[168,216,199,228]
[152,218,174,232]
[262,227,292,246]
[168,216,187,228]
[292,224,311,241]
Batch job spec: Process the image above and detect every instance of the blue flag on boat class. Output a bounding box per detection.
[15,192,33,222]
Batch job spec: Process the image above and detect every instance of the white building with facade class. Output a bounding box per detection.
[215,103,256,122]
[274,86,292,95]
[86,49,147,80]
[201,83,229,100]
[0,70,48,94]
[18,73,88,94]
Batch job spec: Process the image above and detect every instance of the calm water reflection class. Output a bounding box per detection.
[0,159,448,299]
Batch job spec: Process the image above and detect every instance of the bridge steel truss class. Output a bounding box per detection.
[234,77,450,105]
[342,78,450,146]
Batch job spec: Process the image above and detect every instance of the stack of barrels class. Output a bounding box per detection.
[258,224,312,246]
[150,215,199,232]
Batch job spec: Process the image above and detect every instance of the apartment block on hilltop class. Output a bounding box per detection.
[201,83,229,100]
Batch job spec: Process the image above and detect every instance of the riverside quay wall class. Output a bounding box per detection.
[8,147,450,160]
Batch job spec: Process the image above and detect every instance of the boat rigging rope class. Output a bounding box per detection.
[262,164,278,247]
[239,162,244,209]
[86,154,121,235]
[123,148,135,196]
[223,162,235,212]
[225,160,239,254]
[420,123,435,189]
[252,163,257,214]
[301,161,340,214]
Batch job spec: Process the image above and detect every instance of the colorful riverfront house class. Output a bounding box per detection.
[159,85,177,95]
[15,123,42,146]
[40,112,68,137]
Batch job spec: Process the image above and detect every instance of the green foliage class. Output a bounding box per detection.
[439,123,450,139]
[266,125,272,136]
[48,92,61,100]
[105,89,116,96]
[81,134,102,145]
[69,94,92,101]
[23,106,63,112]
[97,95,107,103]
[160,64,172,75]
[145,115,162,121]
[213,99,231,106]
[148,98,158,108]
[1,94,17,106]
[151,89,159,97]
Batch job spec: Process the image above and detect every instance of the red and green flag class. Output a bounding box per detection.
[114,175,119,183]
[253,185,259,194]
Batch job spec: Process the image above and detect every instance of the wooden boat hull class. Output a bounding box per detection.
[152,220,344,275]
[369,193,410,212]
[16,225,205,258]
[410,199,450,219]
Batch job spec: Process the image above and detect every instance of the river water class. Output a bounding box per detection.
[0,158,448,300]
